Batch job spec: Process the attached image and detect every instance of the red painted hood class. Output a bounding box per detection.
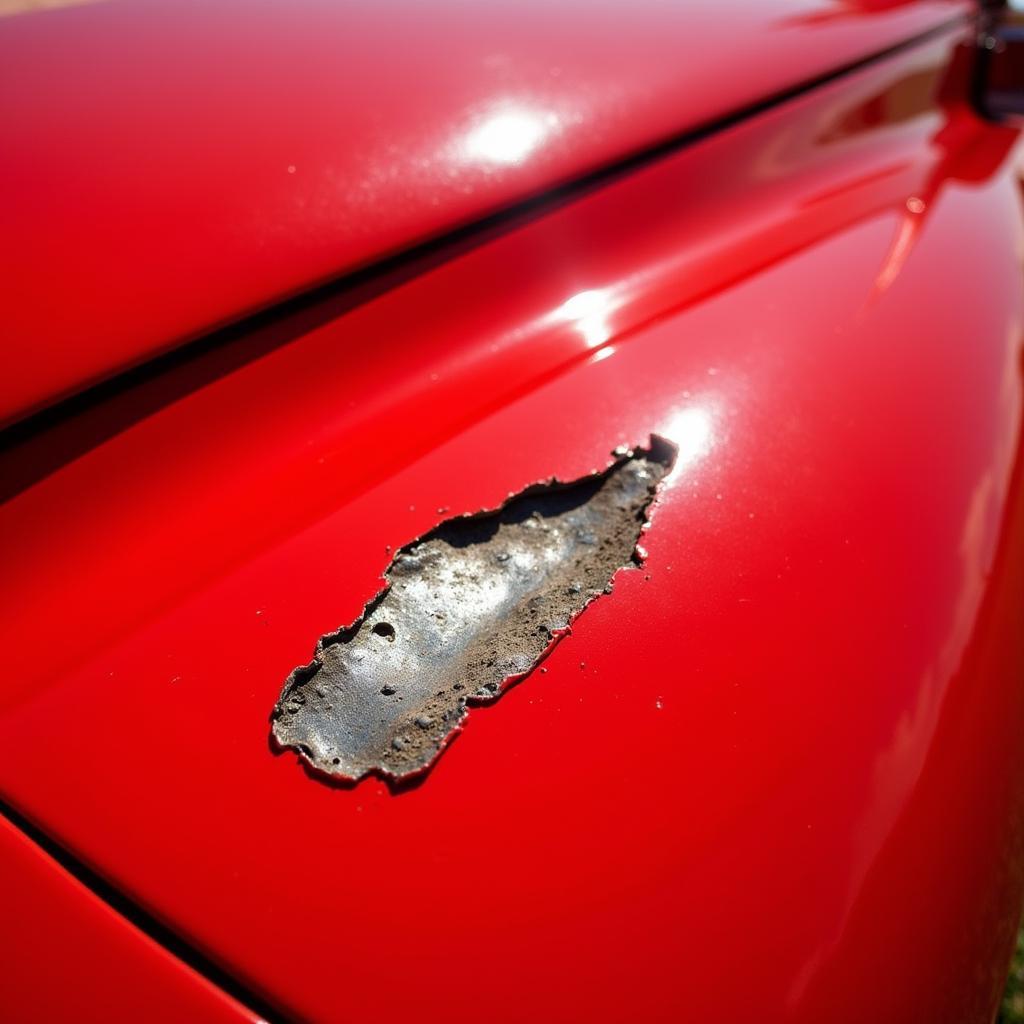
[0,0,968,426]
[3,16,1024,1024]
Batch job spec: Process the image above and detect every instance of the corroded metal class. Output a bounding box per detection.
[271,438,675,782]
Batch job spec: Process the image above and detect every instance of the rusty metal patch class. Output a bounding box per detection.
[271,437,676,783]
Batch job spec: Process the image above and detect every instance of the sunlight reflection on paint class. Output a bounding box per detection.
[555,288,615,348]
[463,108,556,165]
[662,406,714,471]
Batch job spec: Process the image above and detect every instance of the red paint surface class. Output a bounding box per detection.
[0,815,257,1024]
[0,0,970,426]
[2,21,1024,1024]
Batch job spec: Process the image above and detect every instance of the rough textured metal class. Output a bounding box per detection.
[271,438,675,782]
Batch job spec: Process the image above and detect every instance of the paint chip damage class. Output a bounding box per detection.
[271,437,676,782]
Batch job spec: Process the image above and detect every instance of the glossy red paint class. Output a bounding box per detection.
[0,815,258,1024]
[0,0,971,427]
[2,21,1024,1024]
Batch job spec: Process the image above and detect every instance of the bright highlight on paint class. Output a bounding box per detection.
[463,108,555,165]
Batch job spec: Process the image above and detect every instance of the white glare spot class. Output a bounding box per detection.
[555,288,615,348]
[463,109,554,165]
[663,406,714,470]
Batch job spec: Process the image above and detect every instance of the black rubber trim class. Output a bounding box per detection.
[1,10,972,456]
[0,797,294,1024]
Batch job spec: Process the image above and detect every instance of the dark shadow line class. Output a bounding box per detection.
[0,11,970,472]
[0,797,296,1024]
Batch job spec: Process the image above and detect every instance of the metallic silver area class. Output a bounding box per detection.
[271,438,675,783]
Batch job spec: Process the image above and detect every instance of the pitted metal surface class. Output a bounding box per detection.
[271,439,675,782]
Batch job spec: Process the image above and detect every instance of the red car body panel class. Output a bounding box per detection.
[0,0,971,426]
[0,815,257,1024]
[2,7,1024,1024]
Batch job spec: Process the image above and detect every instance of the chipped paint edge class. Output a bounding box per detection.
[270,434,677,785]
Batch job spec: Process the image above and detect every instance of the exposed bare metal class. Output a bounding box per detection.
[271,437,675,782]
